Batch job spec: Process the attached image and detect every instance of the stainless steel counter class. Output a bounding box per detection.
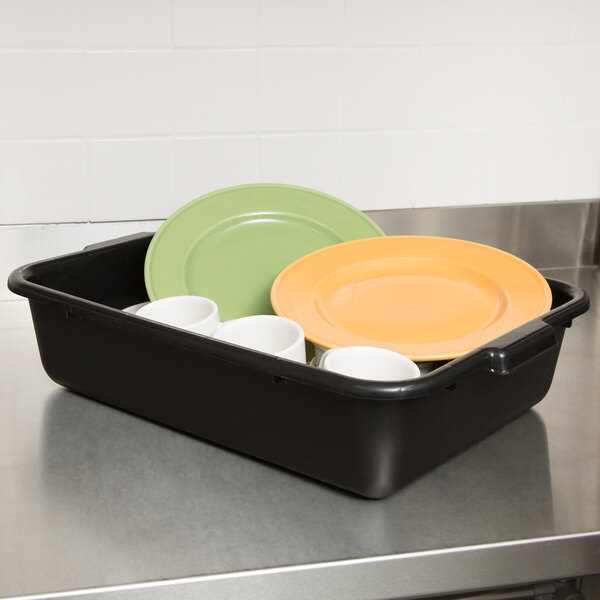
[1,202,599,600]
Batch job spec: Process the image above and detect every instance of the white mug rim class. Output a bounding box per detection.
[213,315,305,362]
[319,345,420,381]
[136,295,219,332]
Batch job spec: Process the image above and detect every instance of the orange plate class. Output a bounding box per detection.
[270,236,552,362]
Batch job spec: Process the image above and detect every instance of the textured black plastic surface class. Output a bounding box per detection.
[8,233,590,498]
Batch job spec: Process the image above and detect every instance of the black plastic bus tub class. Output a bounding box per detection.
[8,233,590,499]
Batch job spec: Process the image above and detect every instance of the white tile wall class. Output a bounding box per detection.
[260,0,343,46]
[339,132,414,210]
[413,130,489,206]
[87,52,171,136]
[572,0,600,44]
[422,0,499,45]
[344,0,422,46]
[0,141,86,224]
[1,0,600,298]
[342,49,419,130]
[493,46,568,126]
[173,0,259,47]
[489,127,562,203]
[0,0,81,48]
[558,125,600,198]
[175,136,257,206]
[174,51,257,134]
[88,139,173,221]
[564,44,600,124]
[83,0,172,48]
[496,0,573,44]
[0,53,85,138]
[258,134,339,196]
[259,49,339,131]
[419,47,494,128]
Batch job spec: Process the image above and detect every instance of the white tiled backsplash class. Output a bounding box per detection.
[1,0,600,298]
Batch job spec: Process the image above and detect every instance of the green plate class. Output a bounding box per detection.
[144,184,385,321]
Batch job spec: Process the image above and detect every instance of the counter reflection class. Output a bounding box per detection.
[38,387,555,589]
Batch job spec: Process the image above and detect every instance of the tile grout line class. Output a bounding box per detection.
[336,0,346,197]
[3,199,600,229]
[80,0,91,225]
[487,35,501,205]
[4,122,600,146]
[170,0,177,212]
[409,0,426,208]
[256,0,261,182]
[3,42,600,53]
[555,1,579,201]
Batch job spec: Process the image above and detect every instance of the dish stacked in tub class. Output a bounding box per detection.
[130,183,552,380]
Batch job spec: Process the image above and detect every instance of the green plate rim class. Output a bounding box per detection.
[144,183,385,305]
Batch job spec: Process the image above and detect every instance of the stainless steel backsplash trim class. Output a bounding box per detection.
[365,200,600,269]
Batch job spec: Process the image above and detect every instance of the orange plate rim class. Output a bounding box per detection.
[270,235,553,362]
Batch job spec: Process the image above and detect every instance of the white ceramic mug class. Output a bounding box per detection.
[213,315,306,363]
[122,301,150,314]
[136,295,220,336]
[319,346,420,381]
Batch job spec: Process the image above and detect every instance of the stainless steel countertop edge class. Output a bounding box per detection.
[5,532,599,600]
